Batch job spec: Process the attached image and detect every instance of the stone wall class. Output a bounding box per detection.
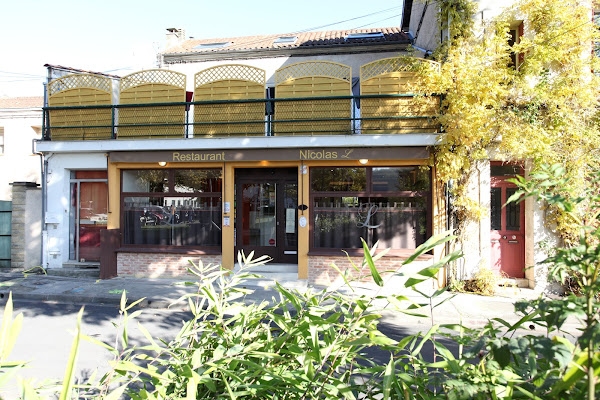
[10,182,41,269]
[117,252,222,278]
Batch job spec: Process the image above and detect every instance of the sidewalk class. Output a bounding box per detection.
[0,270,583,333]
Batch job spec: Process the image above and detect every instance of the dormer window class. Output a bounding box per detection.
[345,32,384,40]
[274,36,298,44]
[194,42,231,49]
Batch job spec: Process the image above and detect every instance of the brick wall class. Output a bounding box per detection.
[308,255,433,287]
[117,252,222,278]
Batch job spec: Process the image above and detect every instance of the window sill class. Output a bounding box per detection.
[308,249,433,260]
[116,246,221,255]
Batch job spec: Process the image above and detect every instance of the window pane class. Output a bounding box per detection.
[174,169,222,193]
[372,167,430,191]
[123,196,221,246]
[491,187,502,230]
[241,183,276,246]
[371,197,427,249]
[313,197,368,249]
[311,167,366,192]
[491,164,522,177]
[122,170,168,193]
[506,188,520,231]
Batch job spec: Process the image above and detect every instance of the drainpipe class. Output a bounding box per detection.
[32,138,49,269]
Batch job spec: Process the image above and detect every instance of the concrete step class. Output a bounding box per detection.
[234,263,298,273]
[498,278,529,288]
[47,265,100,278]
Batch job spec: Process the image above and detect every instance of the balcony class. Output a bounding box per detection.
[43,59,441,141]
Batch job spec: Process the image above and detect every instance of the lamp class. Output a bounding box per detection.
[359,159,369,165]
[158,161,168,167]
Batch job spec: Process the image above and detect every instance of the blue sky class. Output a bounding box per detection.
[0,0,404,97]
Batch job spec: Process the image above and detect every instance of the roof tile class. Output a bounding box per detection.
[164,27,410,55]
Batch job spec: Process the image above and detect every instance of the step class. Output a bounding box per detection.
[47,265,100,278]
[498,278,529,288]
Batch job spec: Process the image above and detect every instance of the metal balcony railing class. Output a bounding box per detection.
[42,94,442,141]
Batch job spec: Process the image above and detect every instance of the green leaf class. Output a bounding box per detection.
[402,231,456,265]
[382,355,395,400]
[362,238,383,286]
[492,344,511,369]
[59,306,84,400]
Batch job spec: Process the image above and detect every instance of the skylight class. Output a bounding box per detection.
[273,36,298,44]
[194,42,231,49]
[345,32,385,40]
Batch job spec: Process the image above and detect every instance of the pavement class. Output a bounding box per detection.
[0,268,584,334]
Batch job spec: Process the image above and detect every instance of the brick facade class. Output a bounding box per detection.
[308,255,433,286]
[117,252,222,278]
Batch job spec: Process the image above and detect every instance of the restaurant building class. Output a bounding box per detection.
[36,27,449,286]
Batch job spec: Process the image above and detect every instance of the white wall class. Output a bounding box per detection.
[0,111,42,200]
[456,159,491,279]
[44,152,107,269]
[408,0,520,53]
[164,51,411,91]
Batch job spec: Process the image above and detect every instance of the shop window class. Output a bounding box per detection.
[121,168,222,247]
[311,166,430,251]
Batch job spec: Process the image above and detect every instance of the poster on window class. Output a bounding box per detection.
[286,208,296,233]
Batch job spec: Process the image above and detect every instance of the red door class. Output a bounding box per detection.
[490,177,525,278]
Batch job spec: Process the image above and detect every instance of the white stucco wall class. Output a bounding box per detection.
[0,111,42,200]
[455,160,491,280]
[44,152,108,269]
[408,0,521,53]
[163,51,412,91]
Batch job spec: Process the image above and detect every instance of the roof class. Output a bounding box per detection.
[0,97,44,109]
[163,27,411,56]
[43,64,121,79]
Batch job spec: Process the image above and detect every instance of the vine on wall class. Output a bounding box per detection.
[421,0,600,248]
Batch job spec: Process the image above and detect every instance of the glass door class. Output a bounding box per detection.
[69,171,108,262]
[235,168,298,263]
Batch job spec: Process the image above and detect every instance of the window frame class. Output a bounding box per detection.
[120,167,223,252]
[308,166,432,256]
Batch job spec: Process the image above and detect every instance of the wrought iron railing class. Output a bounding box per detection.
[42,94,442,141]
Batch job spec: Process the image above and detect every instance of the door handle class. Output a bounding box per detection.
[508,240,518,243]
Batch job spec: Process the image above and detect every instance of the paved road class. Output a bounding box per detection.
[0,298,446,398]
[0,300,192,397]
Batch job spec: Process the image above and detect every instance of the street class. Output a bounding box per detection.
[0,298,446,398]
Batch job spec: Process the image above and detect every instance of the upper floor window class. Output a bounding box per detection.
[274,36,298,44]
[509,22,524,68]
[194,42,231,49]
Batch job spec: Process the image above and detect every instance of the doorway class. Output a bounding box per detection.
[235,168,298,264]
[490,163,525,278]
[69,171,108,263]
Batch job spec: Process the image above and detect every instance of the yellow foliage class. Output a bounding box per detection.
[426,0,600,242]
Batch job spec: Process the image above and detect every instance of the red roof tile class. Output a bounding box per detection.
[164,27,410,55]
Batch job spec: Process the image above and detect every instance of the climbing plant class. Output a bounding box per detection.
[425,0,600,246]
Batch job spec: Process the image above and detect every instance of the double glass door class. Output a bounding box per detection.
[235,168,298,264]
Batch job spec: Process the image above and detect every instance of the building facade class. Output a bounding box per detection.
[0,97,43,269]
[37,27,452,285]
